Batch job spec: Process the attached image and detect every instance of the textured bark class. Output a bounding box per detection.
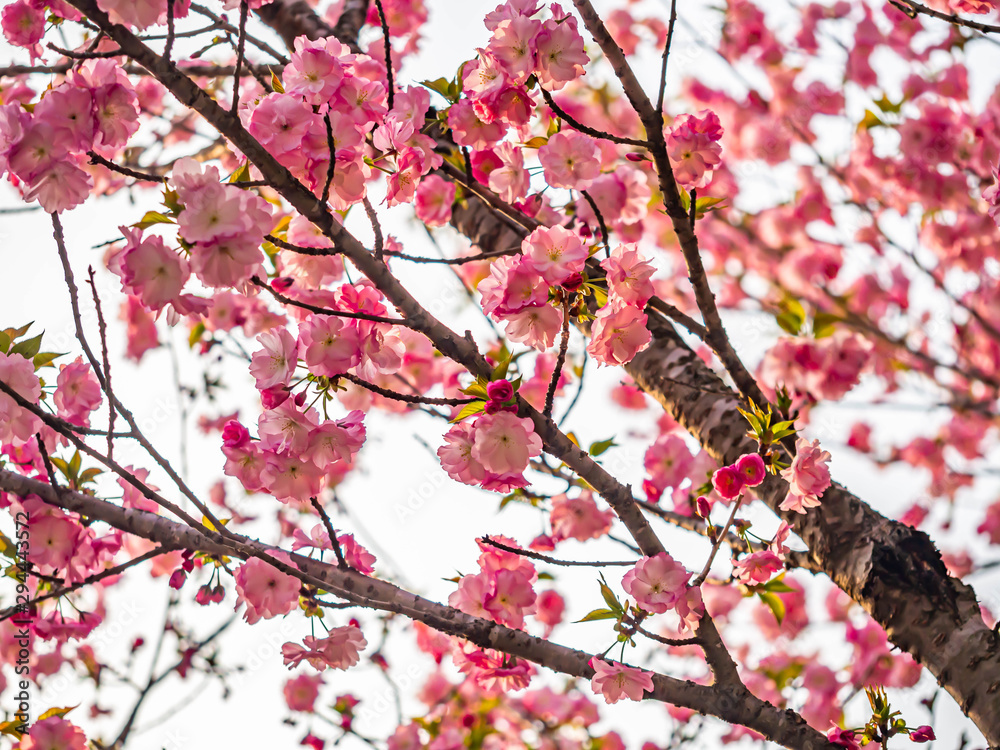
[0,469,834,750]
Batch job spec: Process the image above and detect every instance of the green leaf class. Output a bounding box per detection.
[421,77,453,100]
[775,311,802,335]
[598,576,623,615]
[858,109,884,131]
[812,312,839,339]
[449,400,485,423]
[228,161,251,183]
[757,590,785,625]
[522,136,548,148]
[32,351,64,369]
[491,356,511,381]
[37,705,77,721]
[162,188,182,214]
[0,330,9,354]
[68,450,82,477]
[0,530,15,559]
[575,608,618,623]
[588,438,617,457]
[270,71,285,94]
[11,333,43,359]
[4,322,33,340]
[461,382,489,399]
[188,321,206,349]
[78,467,103,485]
[760,573,796,593]
[132,210,174,230]
[693,195,727,217]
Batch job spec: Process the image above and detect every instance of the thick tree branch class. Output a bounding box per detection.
[0,469,835,750]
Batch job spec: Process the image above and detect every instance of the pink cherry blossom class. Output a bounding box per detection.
[734,550,783,584]
[281,626,367,671]
[284,673,323,712]
[521,225,588,285]
[539,131,601,190]
[549,493,614,541]
[249,328,299,390]
[414,174,456,227]
[712,465,744,500]
[735,453,766,487]
[54,357,103,427]
[234,554,301,624]
[586,305,652,366]
[622,552,693,614]
[260,451,325,502]
[0,351,42,445]
[779,437,831,514]
[20,717,88,750]
[667,110,724,189]
[299,315,362,377]
[588,657,653,704]
[504,304,563,350]
[471,411,542,476]
[478,255,548,319]
[109,226,190,312]
[438,421,488,487]
[601,243,656,308]
[489,141,530,203]
[535,14,588,90]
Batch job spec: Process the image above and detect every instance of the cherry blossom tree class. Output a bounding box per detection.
[1,0,999,747]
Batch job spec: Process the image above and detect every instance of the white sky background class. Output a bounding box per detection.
[1,0,999,747]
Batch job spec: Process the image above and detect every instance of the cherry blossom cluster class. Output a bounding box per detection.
[108,158,275,319]
[759,331,872,405]
[665,110,724,189]
[438,397,543,492]
[448,537,538,691]
[221,404,366,504]
[711,452,766,501]
[461,0,588,129]
[477,229,656,366]
[245,37,442,208]
[0,59,139,212]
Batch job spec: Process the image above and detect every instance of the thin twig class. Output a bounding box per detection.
[265,233,340,257]
[544,298,571,418]
[322,113,336,205]
[692,495,744,588]
[230,0,249,114]
[656,0,679,114]
[0,546,174,621]
[86,267,115,459]
[581,189,611,257]
[251,276,410,326]
[337,372,477,406]
[372,0,394,111]
[480,536,635,567]
[311,497,348,569]
[540,88,648,147]
[888,0,1000,32]
[164,0,176,61]
[87,151,167,182]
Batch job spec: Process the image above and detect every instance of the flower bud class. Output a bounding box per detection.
[272,276,295,292]
[221,420,250,448]
[487,379,514,403]
[260,386,291,410]
[561,272,584,293]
